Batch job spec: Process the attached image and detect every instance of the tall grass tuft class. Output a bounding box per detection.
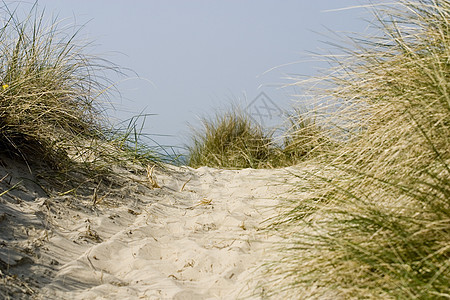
[187,109,277,169]
[263,0,450,298]
[0,3,159,186]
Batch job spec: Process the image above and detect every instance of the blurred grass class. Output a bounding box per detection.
[261,0,450,298]
[280,108,334,165]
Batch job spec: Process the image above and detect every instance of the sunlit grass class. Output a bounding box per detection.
[262,0,450,298]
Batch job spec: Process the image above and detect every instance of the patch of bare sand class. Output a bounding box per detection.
[0,156,306,299]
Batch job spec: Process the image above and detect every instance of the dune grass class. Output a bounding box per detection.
[187,108,329,169]
[187,109,277,169]
[187,106,329,169]
[0,3,160,189]
[261,0,450,298]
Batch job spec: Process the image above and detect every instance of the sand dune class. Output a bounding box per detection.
[0,156,305,299]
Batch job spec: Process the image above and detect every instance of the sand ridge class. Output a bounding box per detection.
[0,157,303,299]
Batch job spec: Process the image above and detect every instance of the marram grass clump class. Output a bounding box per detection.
[188,109,277,169]
[0,4,159,186]
[262,0,450,299]
[187,107,331,169]
[0,9,100,169]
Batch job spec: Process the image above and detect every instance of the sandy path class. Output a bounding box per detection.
[24,165,298,299]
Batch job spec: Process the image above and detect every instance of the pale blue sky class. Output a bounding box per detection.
[26,1,370,151]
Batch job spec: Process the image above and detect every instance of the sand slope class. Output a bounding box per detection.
[0,157,302,299]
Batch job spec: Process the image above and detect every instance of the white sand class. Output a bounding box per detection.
[0,156,304,299]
